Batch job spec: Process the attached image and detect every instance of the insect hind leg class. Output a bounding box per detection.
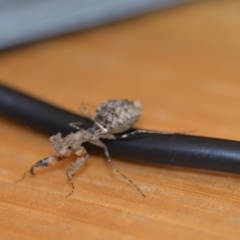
[69,122,83,130]
[119,129,153,139]
[90,139,145,197]
[118,129,192,139]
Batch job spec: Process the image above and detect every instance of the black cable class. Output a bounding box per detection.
[1,83,240,174]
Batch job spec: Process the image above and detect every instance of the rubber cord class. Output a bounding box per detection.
[1,83,240,174]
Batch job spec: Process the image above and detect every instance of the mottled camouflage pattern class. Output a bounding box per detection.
[95,99,143,134]
[18,99,145,197]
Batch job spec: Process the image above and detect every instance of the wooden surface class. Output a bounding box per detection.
[1,1,240,239]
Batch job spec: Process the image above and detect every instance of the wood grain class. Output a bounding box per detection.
[1,1,240,239]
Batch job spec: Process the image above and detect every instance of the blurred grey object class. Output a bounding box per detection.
[0,0,188,50]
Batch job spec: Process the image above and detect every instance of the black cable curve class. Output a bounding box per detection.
[1,82,240,174]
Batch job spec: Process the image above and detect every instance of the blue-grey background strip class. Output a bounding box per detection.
[0,0,188,50]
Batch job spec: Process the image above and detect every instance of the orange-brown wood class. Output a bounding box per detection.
[1,1,240,239]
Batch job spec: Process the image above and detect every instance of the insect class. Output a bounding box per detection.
[17,99,149,197]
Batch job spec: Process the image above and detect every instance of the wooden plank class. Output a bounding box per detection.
[1,1,240,239]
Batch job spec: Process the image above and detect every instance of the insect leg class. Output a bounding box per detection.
[119,129,153,139]
[79,102,95,121]
[90,139,145,197]
[65,147,89,196]
[118,129,192,139]
[15,156,58,183]
[99,133,116,140]
[69,122,83,130]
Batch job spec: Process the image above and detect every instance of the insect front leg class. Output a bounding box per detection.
[66,146,89,196]
[15,156,58,183]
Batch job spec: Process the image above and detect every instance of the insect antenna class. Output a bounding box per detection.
[25,125,49,143]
